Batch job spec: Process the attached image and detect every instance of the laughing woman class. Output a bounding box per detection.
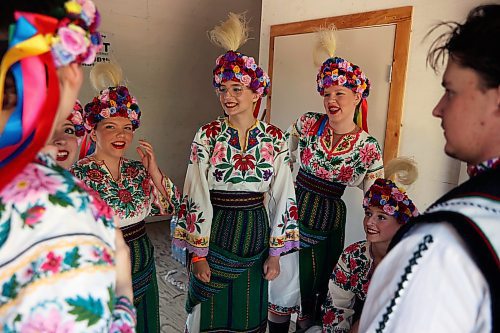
[268,27,385,332]
[173,13,299,333]
[48,100,85,169]
[71,63,181,333]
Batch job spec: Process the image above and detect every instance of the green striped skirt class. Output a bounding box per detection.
[187,191,269,332]
[295,169,347,323]
[122,220,159,333]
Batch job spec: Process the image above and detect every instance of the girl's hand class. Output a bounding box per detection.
[263,255,280,281]
[136,139,161,178]
[193,260,211,283]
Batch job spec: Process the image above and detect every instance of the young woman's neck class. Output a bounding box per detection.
[370,241,390,263]
[328,118,357,134]
[228,112,256,132]
[94,150,121,167]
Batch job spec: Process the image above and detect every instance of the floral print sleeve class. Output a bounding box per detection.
[322,241,372,332]
[173,124,213,257]
[150,173,182,215]
[266,125,299,256]
[359,140,384,192]
[0,154,137,332]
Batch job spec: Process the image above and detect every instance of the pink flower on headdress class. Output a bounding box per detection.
[81,0,97,21]
[215,55,223,64]
[337,75,347,86]
[383,204,395,215]
[99,90,109,102]
[391,188,405,202]
[256,87,264,96]
[100,108,110,118]
[214,74,221,84]
[129,111,138,120]
[245,57,256,69]
[241,74,252,86]
[363,197,370,207]
[59,26,87,56]
[70,109,83,125]
[81,44,97,64]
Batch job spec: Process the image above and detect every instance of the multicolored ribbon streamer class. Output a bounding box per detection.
[0,13,60,189]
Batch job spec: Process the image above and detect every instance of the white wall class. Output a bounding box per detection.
[79,0,262,188]
[259,0,486,215]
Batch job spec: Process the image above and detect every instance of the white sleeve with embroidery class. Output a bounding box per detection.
[359,223,491,333]
[322,259,357,332]
[267,137,299,256]
[173,129,213,258]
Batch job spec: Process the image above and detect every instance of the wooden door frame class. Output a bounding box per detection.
[266,6,413,162]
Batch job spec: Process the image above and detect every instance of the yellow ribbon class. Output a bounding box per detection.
[0,34,51,112]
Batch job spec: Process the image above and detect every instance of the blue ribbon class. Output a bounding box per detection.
[0,17,37,149]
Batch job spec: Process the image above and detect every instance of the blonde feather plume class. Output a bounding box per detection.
[314,24,338,65]
[209,12,250,51]
[384,157,418,190]
[90,62,123,92]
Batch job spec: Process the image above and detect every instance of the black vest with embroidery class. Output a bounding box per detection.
[390,166,500,331]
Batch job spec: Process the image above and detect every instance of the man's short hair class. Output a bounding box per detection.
[427,4,500,90]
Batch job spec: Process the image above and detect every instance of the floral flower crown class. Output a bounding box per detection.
[213,51,270,97]
[317,56,370,98]
[49,0,102,67]
[84,85,141,131]
[363,178,419,224]
[69,100,85,137]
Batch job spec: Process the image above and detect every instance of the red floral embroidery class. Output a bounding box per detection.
[118,189,132,203]
[202,121,221,138]
[41,252,62,273]
[266,124,283,139]
[233,154,256,172]
[323,310,336,325]
[178,203,187,219]
[289,205,298,221]
[88,169,104,182]
[125,166,139,178]
[338,165,354,182]
[142,178,151,196]
[335,269,347,285]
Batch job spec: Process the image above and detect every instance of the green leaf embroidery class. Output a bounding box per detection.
[243,176,260,183]
[63,247,81,268]
[48,191,73,208]
[2,275,19,299]
[226,177,244,184]
[67,295,104,326]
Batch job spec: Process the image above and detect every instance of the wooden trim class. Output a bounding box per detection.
[266,6,413,163]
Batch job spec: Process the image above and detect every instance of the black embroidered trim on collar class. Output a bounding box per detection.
[375,235,433,333]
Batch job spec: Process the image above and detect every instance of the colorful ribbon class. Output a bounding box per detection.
[0,13,60,189]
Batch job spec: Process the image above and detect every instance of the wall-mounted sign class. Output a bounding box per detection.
[83,32,112,67]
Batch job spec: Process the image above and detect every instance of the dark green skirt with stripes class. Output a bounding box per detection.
[122,220,159,333]
[187,191,269,333]
[295,169,347,323]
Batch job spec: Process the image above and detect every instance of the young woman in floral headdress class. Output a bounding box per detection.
[305,158,419,333]
[173,12,299,333]
[268,28,385,332]
[46,100,85,169]
[0,0,136,331]
[71,62,181,333]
